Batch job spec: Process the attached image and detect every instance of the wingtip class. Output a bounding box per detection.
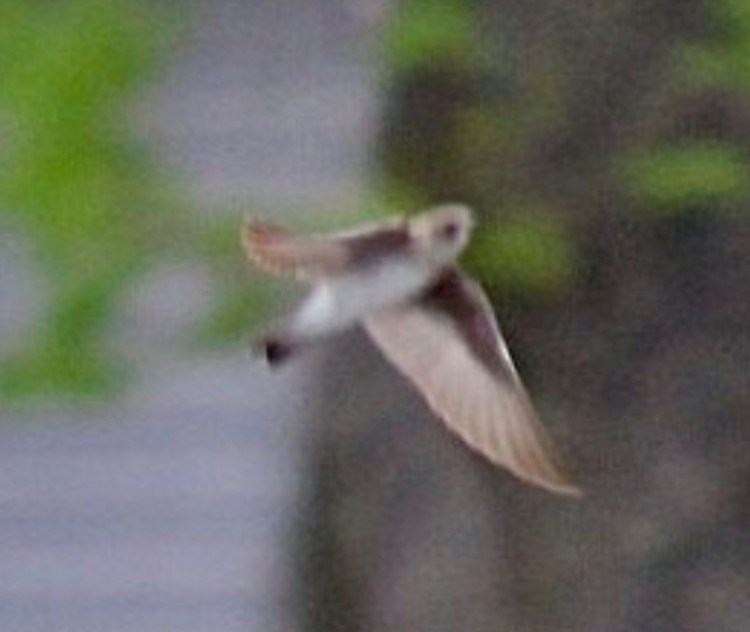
[241,217,293,275]
[520,454,583,498]
[546,480,583,498]
[502,461,582,498]
[526,466,583,497]
[242,218,287,245]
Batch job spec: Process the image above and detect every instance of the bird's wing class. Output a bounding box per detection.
[242,220,349,281]
[364,268,578,495]
[242,218,411,281]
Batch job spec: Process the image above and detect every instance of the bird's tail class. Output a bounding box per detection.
[253,333,299,368]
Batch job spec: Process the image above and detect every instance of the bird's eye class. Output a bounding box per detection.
[438,221,460,241]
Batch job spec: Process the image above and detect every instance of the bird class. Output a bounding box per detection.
[242,204,578,495]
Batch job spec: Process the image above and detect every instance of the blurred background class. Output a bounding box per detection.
[1,0,750,631]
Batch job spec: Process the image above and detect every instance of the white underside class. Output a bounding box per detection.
[291,259,435,338]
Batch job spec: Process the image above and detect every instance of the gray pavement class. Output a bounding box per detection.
[0,0,385,629]
[0,355,313,632]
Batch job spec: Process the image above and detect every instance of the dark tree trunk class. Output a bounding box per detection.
[294,0,750,630]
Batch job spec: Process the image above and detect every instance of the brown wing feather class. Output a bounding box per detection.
[242,219,349,280]
[364,271,579,495]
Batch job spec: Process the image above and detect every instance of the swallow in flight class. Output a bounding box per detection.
[242,205,578,495]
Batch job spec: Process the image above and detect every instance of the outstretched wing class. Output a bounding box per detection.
[242,220,349,280]
[364,268,578,495]
[242,217,411,282]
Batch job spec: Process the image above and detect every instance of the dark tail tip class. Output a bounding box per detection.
[254,336,294,367]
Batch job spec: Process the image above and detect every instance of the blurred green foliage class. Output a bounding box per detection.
[0,0,261,403]
[680,0,750,89]
[0,0,176,400]
[467,213,576,295]
[618,143,750,214]
[380,0,481,74]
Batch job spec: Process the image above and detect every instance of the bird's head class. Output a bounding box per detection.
[409,204,475,266]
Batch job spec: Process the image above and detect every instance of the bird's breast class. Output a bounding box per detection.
[293,260,436,337]
[334,260,436,315]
